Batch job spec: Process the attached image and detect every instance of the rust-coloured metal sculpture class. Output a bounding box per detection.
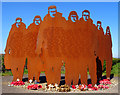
[97,21,105,67]
[24,15,44,82]
[105,26,112,79]
[78,10,98,85]
[36,5,66,84]
[4,6,112,86]
[64,11,80,86]
[96,21,105,80]
[4,17,26,81]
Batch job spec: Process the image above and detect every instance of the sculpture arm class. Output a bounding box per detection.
[93,25,99,57]
[5,26,14,54]
[35,28,44,55]
[110,35,112,48]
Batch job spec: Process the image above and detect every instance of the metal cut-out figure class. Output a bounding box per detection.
[24,15,43,82]
[4,7,113,86]
[78,10,98,86]
[36,5,66,84]
[64,11,80,86]
[96,21,105,80]
[105,26,112,79]
[4,17,26,81]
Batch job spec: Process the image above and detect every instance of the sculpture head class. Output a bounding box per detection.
[33,15,42,25]
[97,21,102,30]
[68,11,78,22]
[82,10,90,21]
[15,17,22,28]
[48,5,57,18]
[106,26,111,35]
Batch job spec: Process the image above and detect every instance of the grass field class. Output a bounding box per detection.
[0,54,120,77]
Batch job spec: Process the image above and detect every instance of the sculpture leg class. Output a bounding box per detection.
[73,72,79,85]
[65,70,72,86]
[72,60,79,85]
[45,69,55,84]
[44,57,62,85]
[65,60,73,86]
[17,57,25,81]
[54,58,63,85]
[27,57,34,81]
[35,72,40,82]
[89,56,97,86]
[54,67,61,84]
[78,58,88,85]
[80,67,88,85]
[35,56,44,82]
[11,58,21,82]
[11,67,18,82]
[44,58,55,84]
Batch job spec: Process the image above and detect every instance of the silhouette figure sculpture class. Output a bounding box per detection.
[24,15,43,82]
[97,21,105,69]
[78,10,98,86]
[36,5,66,84]
[4,17,26,81]
[4,6,112,85]
[105,26,112,79]
[64,11,80,86]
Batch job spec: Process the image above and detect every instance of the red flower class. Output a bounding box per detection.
[99,80,104,84]
[27,84,42,90]
[91,87,98,91]
[104,85,109,89]
[10,81,25,86]
[99,79,111,85]
[98,84,109,89]
[88,84,92,88]
[72,85,76,89]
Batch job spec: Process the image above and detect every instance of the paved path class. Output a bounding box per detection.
[1,74,119,94]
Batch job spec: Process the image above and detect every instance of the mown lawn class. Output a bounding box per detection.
[102,58,120,77]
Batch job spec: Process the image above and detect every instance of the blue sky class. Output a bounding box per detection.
[2,2,118,58]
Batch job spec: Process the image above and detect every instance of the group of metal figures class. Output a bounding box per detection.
[4,5,112,86]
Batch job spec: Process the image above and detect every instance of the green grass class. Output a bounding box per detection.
[24,68,28,74]
[111,62,120,77]
[0,69,46,76]
[102,58,120,77]
[0,71,13,76]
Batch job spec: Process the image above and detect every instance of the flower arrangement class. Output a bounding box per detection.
[72,85,76,89]
[27,84,42,90]
[98,84,109,89]
[99,79,111,85]
[78,84,88,91]
[8,78,112,92]
[58,84,71,92]
[10,81,25,86]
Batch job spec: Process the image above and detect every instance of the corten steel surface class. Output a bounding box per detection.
[78,10,98,86]
[96,21,105,80]
[24,15,44,82]
[64,11,80,86]
[36,5,66,84]
[105,26,112,79]
[97,21,105,68]
[4,5,113,86]
[4,17,26,81]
